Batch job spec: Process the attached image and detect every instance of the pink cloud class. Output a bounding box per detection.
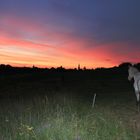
[0,14,139,68]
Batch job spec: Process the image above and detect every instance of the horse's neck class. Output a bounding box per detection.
[133,72,140,81]
[132,67,139,76]
[133,67,139,74]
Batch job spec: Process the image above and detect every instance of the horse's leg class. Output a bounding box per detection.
[134,83,140,112]
[135,91,140,112]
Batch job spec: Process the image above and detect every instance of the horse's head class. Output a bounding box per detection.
[128,65,139,81]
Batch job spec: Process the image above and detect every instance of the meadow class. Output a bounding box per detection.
[0,65,140,140]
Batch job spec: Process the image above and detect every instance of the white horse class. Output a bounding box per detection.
[128,65,140,111]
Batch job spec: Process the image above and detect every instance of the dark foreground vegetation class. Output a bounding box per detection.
[1,62,139,97]
[0,63,140,139]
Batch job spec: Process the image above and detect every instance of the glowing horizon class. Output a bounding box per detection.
[0,0,140,68]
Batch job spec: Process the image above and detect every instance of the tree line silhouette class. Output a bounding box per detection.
[0,62,140,97]
[1,62,140,74]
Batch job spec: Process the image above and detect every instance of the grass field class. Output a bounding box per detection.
[0,89,140,140]
[0,69,140,140]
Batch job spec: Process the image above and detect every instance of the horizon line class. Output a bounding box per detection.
[0,62,135,70]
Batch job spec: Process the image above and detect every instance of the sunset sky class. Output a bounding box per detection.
[0,0,140,68]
